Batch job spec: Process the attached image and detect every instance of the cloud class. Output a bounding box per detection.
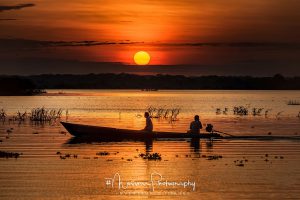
[0,38,299,50]
[0,3,35,12]
[153,42,300,49]
[0,18,17,21]
[0,39,145,49]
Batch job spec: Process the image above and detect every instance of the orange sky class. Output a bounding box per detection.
[0,0,300,74]
[1,0,300,42]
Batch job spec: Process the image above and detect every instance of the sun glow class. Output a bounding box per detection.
[134,51,151,65]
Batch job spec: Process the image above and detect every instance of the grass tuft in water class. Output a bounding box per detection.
[287,100,300,105]
[30,107,63,122]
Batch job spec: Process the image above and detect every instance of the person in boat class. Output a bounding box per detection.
[143,112,153,132]
[189,115,203,134]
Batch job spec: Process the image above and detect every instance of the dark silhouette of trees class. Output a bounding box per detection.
[0,76,43,95]
[1,73,300,95]
[28,73,300,90]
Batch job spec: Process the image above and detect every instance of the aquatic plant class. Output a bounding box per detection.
[147,106,156,118]
[30,107,63,122]
[264,109,272,117]
[276,111,284,119]
[96,151,110,156]
[56,152,78,159]
[154,107,165,118]
[233,106,249,115]
[0,109,6,121]
[252,108,264,116]
[12,111,27,121]
[223,107,229,115]
[0,151,21,159]
[216,106,273,118]
[139,152,162,160]
[206,155,223,160]
[146,106,180,121]
[287,100,300,105]
[170,108,180,121]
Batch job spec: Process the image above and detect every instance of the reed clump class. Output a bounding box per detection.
[217,106,271,117]
[96,151,110,156]
[30,107,63,122]
[12,111,27,121]
[287,100,300,105]
[147,106,180,121]
[0,109,6,121]
[252,108,264,116]
[233,106,249,115]
[139,152,162,161]
[0,151,21,159]
[0,108,65,122]
[206,155,223,160]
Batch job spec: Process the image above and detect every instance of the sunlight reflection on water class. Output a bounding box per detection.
[0,90,300,199]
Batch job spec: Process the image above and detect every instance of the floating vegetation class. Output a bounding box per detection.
[234,159,246,167]
[0,109,6,121]
[146,106,180,121]
[276,111,284,119]
[233,106,249,115]
[252,108,264,116]
[264,109,272,117]
[223,107,229,115]
[0,151,21,159]
[60,154,78,159]
[217,106,273,117]
[96,151,110,156]
[206,155,223,160]
[287,100,300,105]
[12,111,27,121]
[139,152,162,161]
[216,108,229,115]
[56,152,78,159]
[30,107,63,122]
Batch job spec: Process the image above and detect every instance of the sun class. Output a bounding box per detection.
[134,51,151,65]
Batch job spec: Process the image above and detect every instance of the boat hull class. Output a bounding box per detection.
[60,122,222,139]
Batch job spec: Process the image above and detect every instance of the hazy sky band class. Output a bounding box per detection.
[0,0,299,75]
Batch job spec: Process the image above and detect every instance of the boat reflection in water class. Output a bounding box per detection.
[65,136,208,153]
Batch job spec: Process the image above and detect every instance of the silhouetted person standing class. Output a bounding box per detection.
[189,115,202,134]
[143,112,153,132]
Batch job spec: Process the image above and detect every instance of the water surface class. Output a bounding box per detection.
[0,90,300,199]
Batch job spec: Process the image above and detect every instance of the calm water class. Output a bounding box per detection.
[0,90,300,199]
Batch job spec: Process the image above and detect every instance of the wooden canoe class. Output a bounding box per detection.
[60,122,222,139]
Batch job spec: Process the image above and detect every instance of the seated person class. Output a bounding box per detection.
[189,115,202,134]
[143,112,153,132]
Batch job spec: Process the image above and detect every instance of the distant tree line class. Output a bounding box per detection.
[0,76,44,96]
[29,73,300,90]
[1,73,300,95]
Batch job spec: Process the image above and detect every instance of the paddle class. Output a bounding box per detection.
[213,130,235,137]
